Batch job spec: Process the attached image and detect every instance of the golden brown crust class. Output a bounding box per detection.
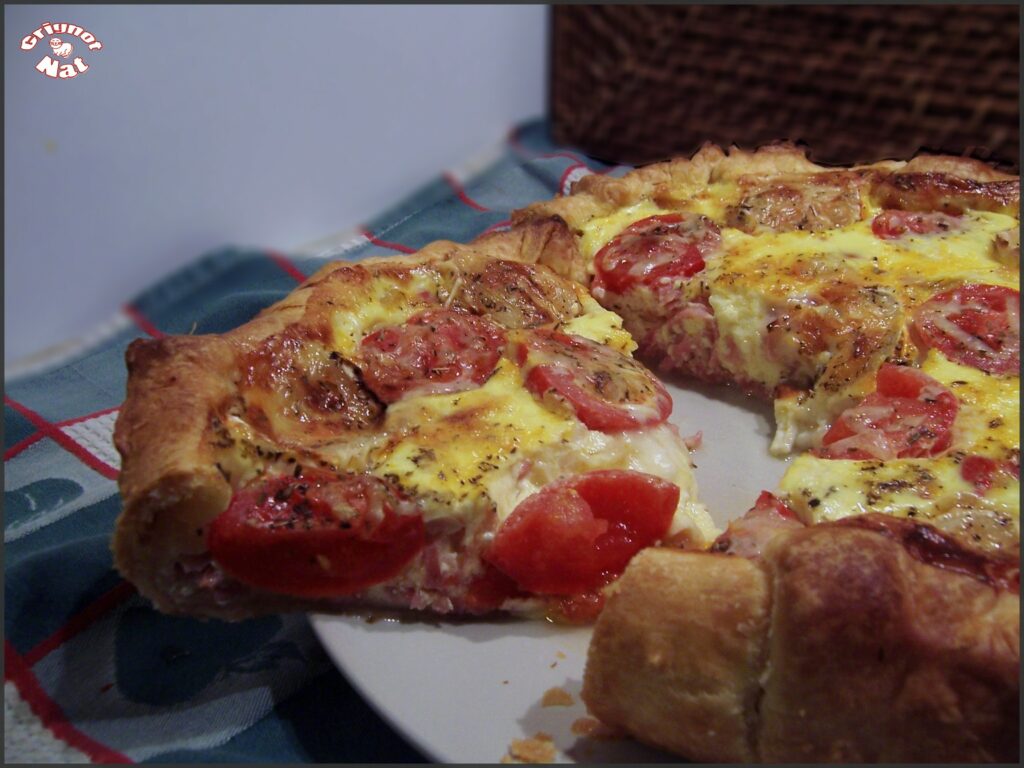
[113,336,236,614]
[112,219,585,619]
[758,522,1019,762]
[583,549,771,762]
[583,518,1020,762]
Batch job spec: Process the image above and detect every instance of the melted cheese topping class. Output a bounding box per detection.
[484,422,713,540]
[225,267,712,546]
[329,267,443,357]
[578,183,1018,455]
[365,358,575,516]
[779,350,1019,538]
[560,293,636,354]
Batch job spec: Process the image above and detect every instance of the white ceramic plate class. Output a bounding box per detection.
[311,378,791,763]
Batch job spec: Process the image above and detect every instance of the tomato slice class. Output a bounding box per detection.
[359,308,506,403]
[208,471,424,597]
[960,454,1020,494]
[912,283,1020,374]
[593,213,720,295]
[817,364,959,460]
[484,470,679,596]
[515,330,672,431]
[710,491,804,558]
[462,563,527,614]
[870,209,960,239]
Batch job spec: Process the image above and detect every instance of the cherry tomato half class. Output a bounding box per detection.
[817,364,959,460]
[208,471,424,597]
[871,209,960,240]
[484,469,679,596]
[515,330,672,432]
[359,308,506,403]
[593,213,720,295]
[912,283,1020,375]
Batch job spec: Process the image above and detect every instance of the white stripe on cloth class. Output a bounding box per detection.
[4,682,91,764]
[61,412,121,471]
[4,439,118,544]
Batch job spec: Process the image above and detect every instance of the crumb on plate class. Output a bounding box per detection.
[541,687,574,707]
[501,732,557,764]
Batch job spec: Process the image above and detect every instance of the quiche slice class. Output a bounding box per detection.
[112,221,715,621]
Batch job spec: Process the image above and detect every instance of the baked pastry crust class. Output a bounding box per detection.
[583,515,1020,762]
[515,145,1019,233]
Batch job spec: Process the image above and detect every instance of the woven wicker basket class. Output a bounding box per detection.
[550,5,1019,171]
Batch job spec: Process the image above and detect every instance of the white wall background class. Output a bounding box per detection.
[4,5,548,365]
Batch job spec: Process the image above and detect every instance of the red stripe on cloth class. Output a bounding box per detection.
[559,162,589,195]
[23,581,137,667]
[3,397,119,481]
[478,218,512,238]
[4,432,45,461]
[56,405,121,428]
[505,125,624,179]
[268,251,307,283]
[443,173,490,212]
[122,304,164,339]
[5,641,134,763]
[359,227,416,254]
[506,125,588,165]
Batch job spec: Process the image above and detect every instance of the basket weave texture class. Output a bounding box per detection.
[551,5,1019,171]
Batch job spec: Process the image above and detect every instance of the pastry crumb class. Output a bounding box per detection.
[541,687,574,707]
[571,717,623,740]
[502,732,557,763]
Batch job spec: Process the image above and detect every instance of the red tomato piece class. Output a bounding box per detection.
[751,489,799,519]
[960,454,1020,493]
[912,283,1020,374]
[961,455,1000,492]
[462,563,527,615]
[593,213,720,295]
[484,470,679,596]
[208,471,424,597]
[710,491,804,558]
[817,364,959,460]
[359,308,506,403]
[871,209,960,239]
[515,330,672,432]
[555,591,606,624]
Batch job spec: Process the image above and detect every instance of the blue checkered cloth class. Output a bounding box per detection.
[3,119,623,763]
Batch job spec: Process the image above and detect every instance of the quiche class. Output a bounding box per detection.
[113,143,1019,762]
[112,221,713,621]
